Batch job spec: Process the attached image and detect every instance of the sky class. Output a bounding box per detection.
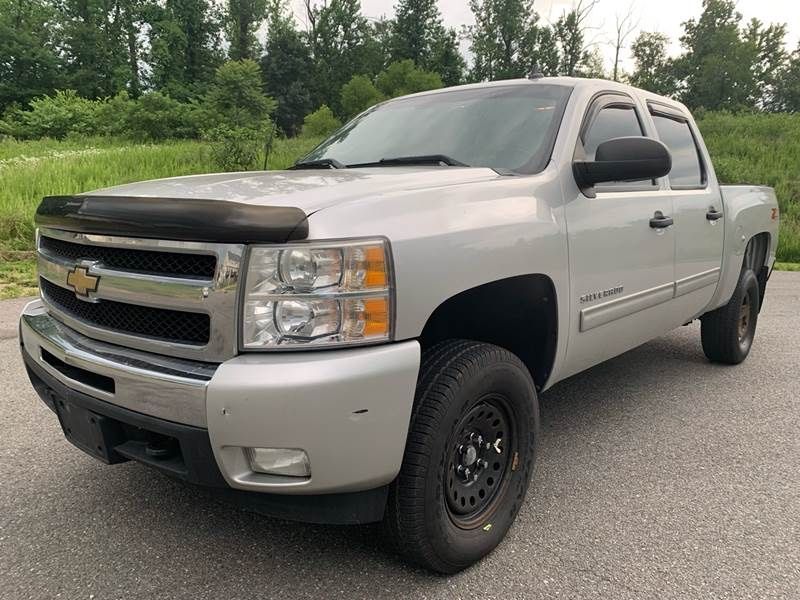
[287,0,800,74]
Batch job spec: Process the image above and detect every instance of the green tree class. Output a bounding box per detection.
[148,0,224,100]
[302,105,342,136]
[674,0,757,111]
[743,19,787,110]
[429,26,466,86]
[306,0,382,112]
[18,90,100,139]
[340,74,384,119]
[126,91,201,140]
[628,32,678,96]
[0,0,63,111]
[775,43,800,112]
[203,60,276,171]
[468,0,539,81]
[375,59,442,97]
[534,26,560,76]
[574,47,605,79]
[390,0,437,65]
[203,59,276,128]
[259,0,315,135]
[59,0,130,98]
[261,33,315,136]
[227,0,267,60]
[554,9,583,76]
[370,17,395,70]
[552,1,601,78]
[389,0,464,85]
[118,0,154,97]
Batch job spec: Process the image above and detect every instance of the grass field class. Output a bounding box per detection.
[698,112,800,263]
[0,113,798,298]
[0,136,322,253]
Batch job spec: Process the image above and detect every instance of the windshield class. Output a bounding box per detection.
[301,83,572,173]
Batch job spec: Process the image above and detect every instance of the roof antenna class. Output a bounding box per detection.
[528,63,544,80]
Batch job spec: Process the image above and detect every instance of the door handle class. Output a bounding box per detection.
[649,211,673,228]
[706,207,723,221]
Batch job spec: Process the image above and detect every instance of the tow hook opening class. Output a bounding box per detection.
[144,434,180,460]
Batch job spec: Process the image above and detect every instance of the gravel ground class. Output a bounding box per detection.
[1,273,798,599]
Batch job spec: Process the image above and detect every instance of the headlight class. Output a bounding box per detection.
[241,239,393,349]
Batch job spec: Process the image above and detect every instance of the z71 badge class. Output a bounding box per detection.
[580,286,624,304]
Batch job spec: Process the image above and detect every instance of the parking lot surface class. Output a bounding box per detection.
[2,273,798,599]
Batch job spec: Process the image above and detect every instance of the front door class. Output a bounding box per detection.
[649,103,724,317]
[562,93,677,377]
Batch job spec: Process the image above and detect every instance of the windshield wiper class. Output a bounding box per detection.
[348,154,470,168]
[289,158,346,170]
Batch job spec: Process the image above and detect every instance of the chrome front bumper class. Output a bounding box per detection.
[20,300,421,494]
[20,300,213,427]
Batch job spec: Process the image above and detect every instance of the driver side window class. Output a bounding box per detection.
[583,106,644,159]
[582,103,656,190]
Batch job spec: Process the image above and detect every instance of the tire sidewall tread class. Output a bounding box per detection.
[701,269,760,364]
[386,340,539,574]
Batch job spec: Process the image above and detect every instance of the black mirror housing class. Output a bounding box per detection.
[573,136,672,189]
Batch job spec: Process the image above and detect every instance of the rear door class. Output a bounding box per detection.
[563,93,677,376]
[648,103,724,317]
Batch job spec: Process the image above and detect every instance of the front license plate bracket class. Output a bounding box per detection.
[54,397,127,464]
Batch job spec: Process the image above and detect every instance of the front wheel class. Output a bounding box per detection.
[701,269,760,364]
[385,340,539,574]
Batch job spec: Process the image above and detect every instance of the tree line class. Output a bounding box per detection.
[1,0,799,144]
[628,1,800,112]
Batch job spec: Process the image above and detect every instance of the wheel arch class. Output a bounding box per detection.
[743,232,771,309]
[418,274,558,390]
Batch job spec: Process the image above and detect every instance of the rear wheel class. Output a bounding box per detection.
[385,340,538,574]
[701,269,760,364]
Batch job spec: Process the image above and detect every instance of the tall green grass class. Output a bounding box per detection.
[697,112,800,262]
[0,136,322,252]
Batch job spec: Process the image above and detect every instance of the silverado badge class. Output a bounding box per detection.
[66,266,100,297]
[579,286,623,304]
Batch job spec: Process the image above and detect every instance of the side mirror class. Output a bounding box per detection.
[573,136,672,191]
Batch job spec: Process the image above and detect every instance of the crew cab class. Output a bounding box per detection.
[19,77,779,573]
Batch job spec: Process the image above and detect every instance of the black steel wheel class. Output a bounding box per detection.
[385,340,538,574]
[445,396,515,528]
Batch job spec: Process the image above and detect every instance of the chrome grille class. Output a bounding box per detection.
[39,235,217,279]
[40,278,211,345]
[37,228,244,362]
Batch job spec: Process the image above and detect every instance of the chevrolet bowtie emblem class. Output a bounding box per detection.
[66,266,100,297]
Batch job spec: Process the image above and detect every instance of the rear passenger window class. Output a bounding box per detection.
[651,114,704,188]
[583,105,644,160]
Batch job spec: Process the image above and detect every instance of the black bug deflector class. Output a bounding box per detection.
[36,195,309,243]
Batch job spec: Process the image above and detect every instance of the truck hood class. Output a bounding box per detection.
[84,166,502,214]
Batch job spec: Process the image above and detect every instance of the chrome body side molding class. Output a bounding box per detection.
[580,282,675,332]
[579,267,722,332]
[675,267,721,298]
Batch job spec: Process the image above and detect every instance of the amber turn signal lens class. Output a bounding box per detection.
[362,297,389,336]
[364,246,388,288]
[342,295,390,340]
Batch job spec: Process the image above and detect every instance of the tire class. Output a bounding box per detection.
[385,340,539,574]
[701,269,760,364]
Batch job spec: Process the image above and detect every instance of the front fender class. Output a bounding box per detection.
[303,167,570,344]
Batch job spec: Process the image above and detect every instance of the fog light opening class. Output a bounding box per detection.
[246,447,311,478]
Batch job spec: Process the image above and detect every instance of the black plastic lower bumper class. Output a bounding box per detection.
[22,348,388,524]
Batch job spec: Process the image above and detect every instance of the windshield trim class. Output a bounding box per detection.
[297,83,575,176]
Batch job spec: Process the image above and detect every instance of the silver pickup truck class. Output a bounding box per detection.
[19,77,779,573]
